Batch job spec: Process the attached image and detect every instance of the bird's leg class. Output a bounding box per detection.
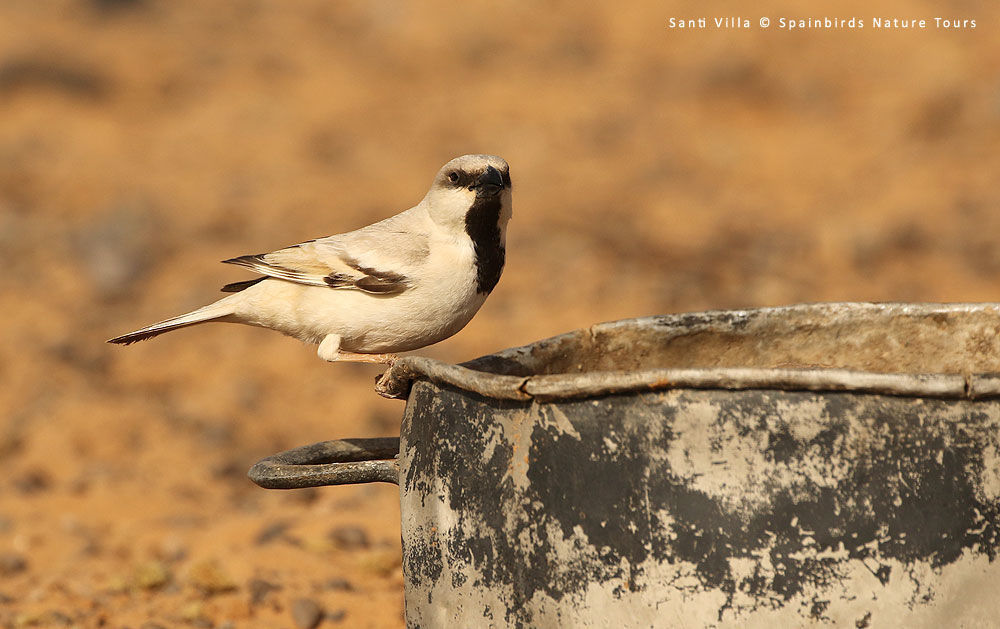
[317,334,397,365]
[335,351,399,365]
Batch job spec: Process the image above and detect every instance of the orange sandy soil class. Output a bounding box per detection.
[1,1,999,627]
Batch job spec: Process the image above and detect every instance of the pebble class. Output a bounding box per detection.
[134,560,171,590]
[357,549,402,577]
[13,611,43,627]
[179,601,208,623]
[248,578,281,606]
[327,525,370,550]
[254,520,290,546]
[187,559,238,595]
[78,535,103,557]
[0,552,28,576]
[291,598,324,629]
[320,577,353,591]
[12,469,51,494]
[45,611,74,626]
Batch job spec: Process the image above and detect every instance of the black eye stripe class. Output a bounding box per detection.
[447,170,471,187]
[443,166,511,188]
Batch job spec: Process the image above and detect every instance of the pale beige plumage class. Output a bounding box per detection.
[108,154,512,364]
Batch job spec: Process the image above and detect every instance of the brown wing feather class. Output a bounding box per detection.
[222,248,410,294]
[220,277,266,293]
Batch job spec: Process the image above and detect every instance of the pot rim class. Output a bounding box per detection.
[375,302,1000,401]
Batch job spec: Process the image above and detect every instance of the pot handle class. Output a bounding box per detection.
[248,437,400,488]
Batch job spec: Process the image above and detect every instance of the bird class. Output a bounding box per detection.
[108,154,512,365]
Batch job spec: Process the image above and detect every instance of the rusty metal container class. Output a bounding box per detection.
[251,302,1000,628]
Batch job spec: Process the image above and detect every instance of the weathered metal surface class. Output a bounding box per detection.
[389,303,1000,627]
[399,385,1000,628]
[376,302,1000,401]
[249,437,399,488]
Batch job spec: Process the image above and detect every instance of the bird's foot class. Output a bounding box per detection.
[334,351,399,365]
[318,334,397,365]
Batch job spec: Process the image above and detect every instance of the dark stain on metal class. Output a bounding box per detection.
[400,382,1000,625]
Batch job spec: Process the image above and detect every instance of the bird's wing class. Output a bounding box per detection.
[222,217,430,295]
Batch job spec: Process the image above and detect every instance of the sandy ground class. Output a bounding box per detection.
[1,0,999,627]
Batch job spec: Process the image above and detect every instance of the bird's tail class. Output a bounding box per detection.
[107,301,236,345]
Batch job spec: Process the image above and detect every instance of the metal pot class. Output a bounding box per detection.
[250,302,1000,628]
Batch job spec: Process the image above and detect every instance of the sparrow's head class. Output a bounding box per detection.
[424,154,512,233]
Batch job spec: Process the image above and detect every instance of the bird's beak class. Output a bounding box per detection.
[471,165,505,197]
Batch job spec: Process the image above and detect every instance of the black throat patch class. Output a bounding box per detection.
[464,195,505,295]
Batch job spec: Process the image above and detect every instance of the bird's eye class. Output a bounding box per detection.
[447,171,460,184]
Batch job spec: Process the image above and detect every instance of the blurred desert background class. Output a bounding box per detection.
[1,0,998,627]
